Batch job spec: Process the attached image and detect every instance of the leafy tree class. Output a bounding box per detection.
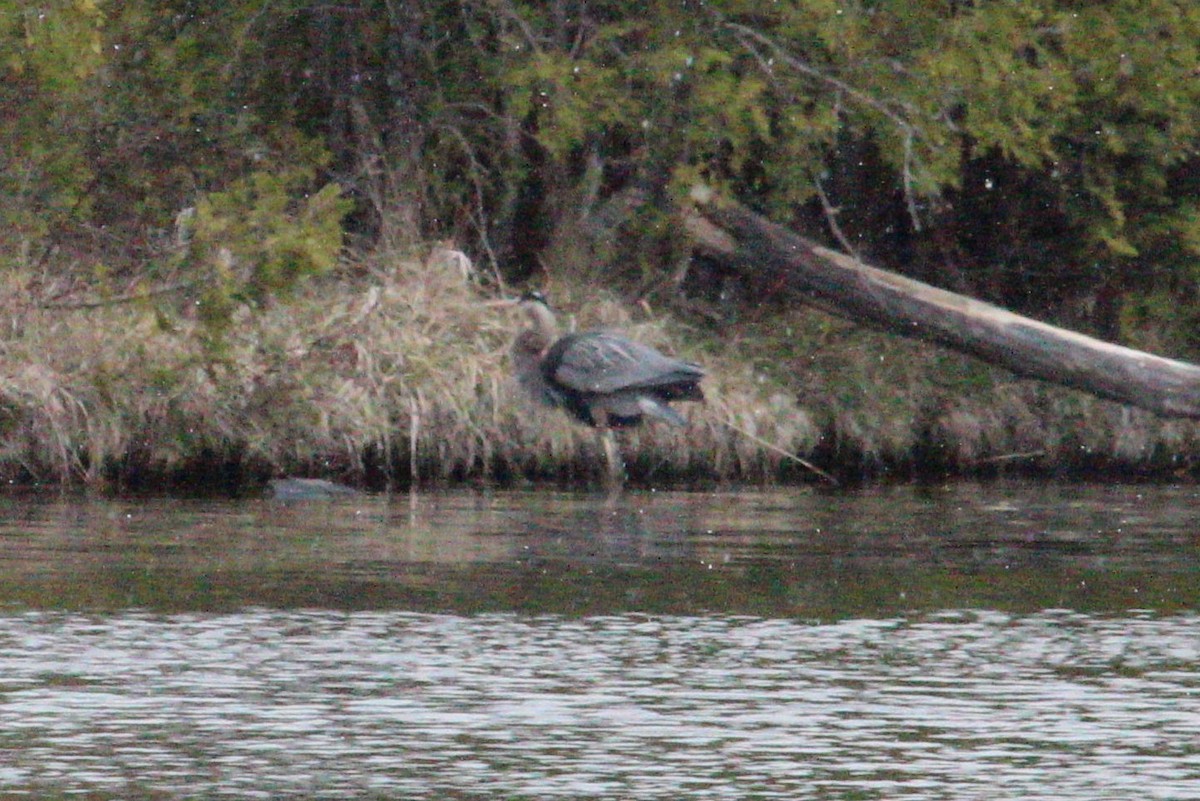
[5,0,1200,350]
[0,0,105,256]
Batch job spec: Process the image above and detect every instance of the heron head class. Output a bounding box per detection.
[519,290,550,307]
[514,290,558,341]
[508,294,557,393]
[486,290,559,342]
[485,290,551,310]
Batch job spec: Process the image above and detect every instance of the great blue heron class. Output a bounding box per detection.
[505,291,705,480]
[510,291,705,426]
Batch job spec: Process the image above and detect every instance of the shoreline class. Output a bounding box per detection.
[2,248,1197,492]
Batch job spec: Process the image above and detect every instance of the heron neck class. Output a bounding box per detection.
[526,301,559,345]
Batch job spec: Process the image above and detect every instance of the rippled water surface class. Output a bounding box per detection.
[1,482,1198,799]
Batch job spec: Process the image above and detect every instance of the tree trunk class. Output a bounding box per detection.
[684,186,1200,419]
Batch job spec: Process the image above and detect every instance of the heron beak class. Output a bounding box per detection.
[482,297,522,308]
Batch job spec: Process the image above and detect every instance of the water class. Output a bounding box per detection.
[1,482,1198,799]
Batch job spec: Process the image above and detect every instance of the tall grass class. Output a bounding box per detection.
[0,245,817,488]
[1,245,1197,489]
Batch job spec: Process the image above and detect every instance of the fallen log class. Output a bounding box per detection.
[684,186,1200,419]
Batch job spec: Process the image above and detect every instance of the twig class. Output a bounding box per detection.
[811,175,900,314]
[971,450,1047,465]
[435,123,506,291]
[493,0,543,55]
[37,279,198,311]
[721,417,839,485]
[721,20,915,132]
[409,394,421,484]
[901,132,923,232]
[718,14,927,232]
[812,173,860,259]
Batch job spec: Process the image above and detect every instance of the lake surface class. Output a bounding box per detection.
[1,482,1197,799]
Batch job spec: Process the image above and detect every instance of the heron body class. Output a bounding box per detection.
[511,293,705,429]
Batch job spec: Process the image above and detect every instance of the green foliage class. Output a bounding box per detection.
[0,0,105,251]
[186,162,350,348]
[474,0,1199,295]
[2,0,104,89]
[5,0,1200,353]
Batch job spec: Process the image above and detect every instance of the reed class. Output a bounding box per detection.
[1,245,1197,489]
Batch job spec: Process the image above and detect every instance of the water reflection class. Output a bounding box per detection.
[0,482,1198,799]
[0,482,1196,615]
[2,609,1198,799]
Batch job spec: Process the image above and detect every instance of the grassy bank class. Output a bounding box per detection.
[2,246,1198,490]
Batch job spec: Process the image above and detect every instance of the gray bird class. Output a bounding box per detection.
[508,291,705,429]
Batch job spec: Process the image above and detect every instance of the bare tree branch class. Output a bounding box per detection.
[716,14,927,232]
[812,173,860,259]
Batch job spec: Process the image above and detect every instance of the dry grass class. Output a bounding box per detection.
[1,245,1198,489]
[784,311,1200,479]
[0,244,821,488]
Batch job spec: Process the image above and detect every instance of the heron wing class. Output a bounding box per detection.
[595,393,688,426]
[550,332,704,394]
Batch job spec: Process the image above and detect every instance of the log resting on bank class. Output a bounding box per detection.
[684,185,1200,419]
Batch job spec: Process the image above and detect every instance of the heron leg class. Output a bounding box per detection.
[592,409,625,487]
